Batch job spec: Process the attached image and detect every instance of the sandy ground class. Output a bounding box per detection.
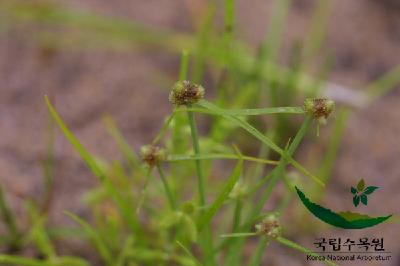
[0,0,399,265]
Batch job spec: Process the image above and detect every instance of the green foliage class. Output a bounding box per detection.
[1,0,399,265]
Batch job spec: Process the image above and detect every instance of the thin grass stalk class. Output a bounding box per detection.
[156,165,176,210]
[0,185,20,251]
[276,237,337,266]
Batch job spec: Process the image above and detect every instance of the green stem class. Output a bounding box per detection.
[232,199,242,231]
[179,49,190,81]
[152,111,176,145]
[136,168,152,214]
[249,237,269,266]
[156,165,176,210]
[167,153,277,165]
[276,237,337,266]
[221,232,257,238]
[103,115,142,173]
[179,106,305,116]
[0,255,44,266]
[219,116,313,263]
[187,105,215,266]
[0,185,20,250]
[187,108,206,206]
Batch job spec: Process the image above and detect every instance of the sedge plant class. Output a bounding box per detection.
[1,1,400,266]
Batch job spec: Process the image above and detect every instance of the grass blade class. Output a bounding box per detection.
[45,95,103,179]
[45,96,140,234]
[0,255,48,266]
[318,109,349,183]
[102,115,141,171]
[26,202,55,259]
[176,241,204,266]
[276,236,337,266]
[187,104,216,265]
[0,185,20,250]
[221,116,312,264]
[156,165,177,210]
[197,100,324,187]
[179,49,190,81]
[65,212,113,266]
[167,153,277,165]
[248,237,269,266]
[198,158,243,231]
[220,232,257,238]
[181,106,305,116]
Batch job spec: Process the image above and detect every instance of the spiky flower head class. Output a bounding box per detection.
[255,213,282,238]
[169,80,205,106]
[140,145,166,167]
[304,98,335,124]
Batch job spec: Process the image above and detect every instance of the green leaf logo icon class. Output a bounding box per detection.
[364,186,378,195]
[353,195,360,207]
[360,194,368,205]
[351,179,379,207]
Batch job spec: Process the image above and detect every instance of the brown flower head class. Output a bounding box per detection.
[169,80,205,106]
[140,145,166,167]
[304,98,335,123]
[255,214,282,238]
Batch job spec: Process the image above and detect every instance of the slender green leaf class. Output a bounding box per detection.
[45,95,103,178]
[176,241,203,266]
[198,100,324,187]
[26,202,55,259]
[317,109,349,183]
[65,212,113,266]
[0,255,47,266]
[220,232,257,238]
[187,99,215,264]
[219,116,312,261]
[249,237,269,266]
[198,158,243,231]
[276,237,337,266]
[157,165,177,210]
[179,49,190,81]
[181,106,305,116]
[0,185,20,248]
[102,115,141,171]
[52,256,90,266]
[45,96,139,233]
[167,153,277,165]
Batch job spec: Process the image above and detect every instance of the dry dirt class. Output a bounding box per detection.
[0,0,399,265]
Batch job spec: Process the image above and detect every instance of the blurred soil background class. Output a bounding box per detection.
[0,0,399,265]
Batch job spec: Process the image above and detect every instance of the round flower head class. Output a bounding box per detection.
[304,98,335,123]
[255,214,282,238]
[140,145,166,167]
[169,80,205,106]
